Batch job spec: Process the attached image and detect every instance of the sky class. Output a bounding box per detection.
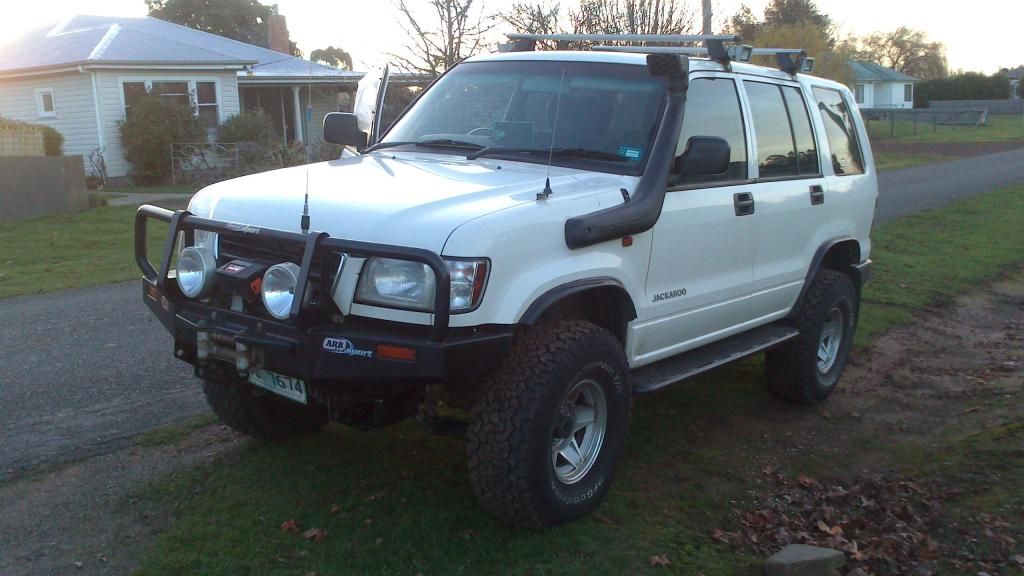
[1,0,1020,75]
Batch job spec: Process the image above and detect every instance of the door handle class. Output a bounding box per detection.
[810,184,825,206]
[733,192,755,216]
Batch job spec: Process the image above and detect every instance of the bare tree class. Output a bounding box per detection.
[855,27,947,80]
[569,0,697,36]
[391,0,496,75]
[501,2,562,49]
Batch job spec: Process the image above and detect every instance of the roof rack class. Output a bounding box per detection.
[502,33,814,74]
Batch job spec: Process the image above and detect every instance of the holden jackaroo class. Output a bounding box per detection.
[135,33,876,529]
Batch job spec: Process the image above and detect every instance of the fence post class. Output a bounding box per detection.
[889,111,895,137]
[913,110,918,134]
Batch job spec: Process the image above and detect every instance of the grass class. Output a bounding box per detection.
[102,184,201,195]
[0,204,175,299]
[866,113,1024,144]
[872,152,947,171]
[132,183,1024,575]
[136,415,219,447]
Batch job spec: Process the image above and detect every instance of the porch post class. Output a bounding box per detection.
[291,86,304,144]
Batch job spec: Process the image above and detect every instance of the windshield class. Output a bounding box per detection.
[379,60,667,175]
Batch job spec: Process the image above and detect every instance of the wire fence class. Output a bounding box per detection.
[861,108,988,138]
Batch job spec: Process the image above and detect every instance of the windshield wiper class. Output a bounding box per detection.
[366,139,485,153]
[467,147,628,162]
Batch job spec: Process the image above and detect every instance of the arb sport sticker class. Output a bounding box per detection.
[322,337,374,358]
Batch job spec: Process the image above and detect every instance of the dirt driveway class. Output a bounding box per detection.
[1,272,1022,575]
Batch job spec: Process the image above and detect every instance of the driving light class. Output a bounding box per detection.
[262,262,302,320]
[176,246,216,298]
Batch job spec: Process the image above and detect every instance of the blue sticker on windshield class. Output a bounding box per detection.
[618,146,643,160]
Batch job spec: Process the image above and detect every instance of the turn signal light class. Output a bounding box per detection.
[376,345,417,362]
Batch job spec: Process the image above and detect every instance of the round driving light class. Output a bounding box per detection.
[176,246,216,298]
[262,262,302,320]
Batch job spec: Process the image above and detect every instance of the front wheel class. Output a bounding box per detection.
[466,319,631,529]
[765,269,858,404]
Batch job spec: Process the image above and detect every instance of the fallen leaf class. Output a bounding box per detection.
[73,562,84,569]
[281,519,300,533]
[375,537,384,545]
[649,554,672,567]
[301,527,328,543]
[328,504,340,515]
[798,475,816,488]
[95,553,107,563]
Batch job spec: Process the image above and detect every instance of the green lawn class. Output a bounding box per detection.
[0,204,172,299]
[132,184,1024,576]
[866,113,1024,144]
[872,152,947,171]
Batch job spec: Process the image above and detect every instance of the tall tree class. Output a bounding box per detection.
[310,46,354,70]
[569,0,695,36]
[855,27,947,80]
[146,0,302,56]
[391,0,495,75]
[729,0,835,45]
[501,2,562,50]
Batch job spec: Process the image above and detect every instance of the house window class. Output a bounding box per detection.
[152,81,190,107]
[122,82,146,117]
[855,84,865,104]
[196,81,219,127]
[904,84,913,102]
[35,88,56,117]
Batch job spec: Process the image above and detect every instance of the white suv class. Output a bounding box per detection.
[136,35,875,529]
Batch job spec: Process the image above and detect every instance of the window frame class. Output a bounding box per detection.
[667,72,755,192]
[740,78,823,183]
[903,83,913,103]
[854,84,865,104]
[118,77,223,126]
[35,88,56,118]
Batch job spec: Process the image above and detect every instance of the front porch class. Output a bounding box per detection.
[238,82,357,150]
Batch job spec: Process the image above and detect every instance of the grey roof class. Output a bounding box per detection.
[1005,66,1024,80]
[0,14,362,82]
[849,61,919,83]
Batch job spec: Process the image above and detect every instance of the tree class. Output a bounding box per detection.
[146,0,302,56]
[391,0,495,75]
[728,0,835,45]
[752,22,853,84]
[310,46,354,69]
[854,27,947,80]
[569,0,695,36]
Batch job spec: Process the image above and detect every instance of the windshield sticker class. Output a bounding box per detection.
[618,146,643,160]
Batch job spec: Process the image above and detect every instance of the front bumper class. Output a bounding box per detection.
[136,205,514,383]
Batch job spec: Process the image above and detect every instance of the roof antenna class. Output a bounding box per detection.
[301,179,310,233]
[538,67,566,201]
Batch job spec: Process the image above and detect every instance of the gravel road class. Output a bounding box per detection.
[1,149,1023,480]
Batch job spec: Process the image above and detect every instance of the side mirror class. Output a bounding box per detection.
[674,136,730,177]
[323,113,367,148]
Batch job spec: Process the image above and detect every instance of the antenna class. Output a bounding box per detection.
[539,67,566,201]
[301,172,310,233]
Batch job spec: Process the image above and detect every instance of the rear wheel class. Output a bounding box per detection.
[765,269,858,405]
[201,374,328,441]
[467,319,631,529]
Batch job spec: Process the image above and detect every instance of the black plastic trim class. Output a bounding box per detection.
[520,277,637,325]
[787,237,864,319]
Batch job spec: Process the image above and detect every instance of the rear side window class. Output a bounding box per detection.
[744,82,820,178]
[672,77,748,185]
[812,87,864,176]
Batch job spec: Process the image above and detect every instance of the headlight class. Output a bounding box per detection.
[354,258,488,313]
[355,258,436,312]
[261,262,302,320]
[176,246,216,298]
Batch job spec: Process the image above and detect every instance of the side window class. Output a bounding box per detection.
[812,87,864,176]
[745,81,799,178]
[782,86,819,175]
[672,77,747,185]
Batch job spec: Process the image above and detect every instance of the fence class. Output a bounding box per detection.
[171,141,338,186]
[0,156,87,221]
[929,99,1024,115]
[860,108,988,137]
[0,123,45,157]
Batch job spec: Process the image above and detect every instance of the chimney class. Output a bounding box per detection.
[267,14,290,54]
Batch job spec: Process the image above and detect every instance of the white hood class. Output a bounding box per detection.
[189,152,630,253]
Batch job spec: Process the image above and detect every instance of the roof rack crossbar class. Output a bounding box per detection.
[506,33,742,43]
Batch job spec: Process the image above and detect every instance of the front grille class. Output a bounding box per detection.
[216,237,342,317]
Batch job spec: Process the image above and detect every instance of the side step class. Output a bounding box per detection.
[631,323,799,394]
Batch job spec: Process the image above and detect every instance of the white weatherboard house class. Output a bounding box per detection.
[0,15,362,178]
[849,61,919,109]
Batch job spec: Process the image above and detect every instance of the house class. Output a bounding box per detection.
[849,61,919,109]
[1006,66,1023,100]
[0,14,363,179]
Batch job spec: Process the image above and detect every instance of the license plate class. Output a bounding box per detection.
[248,370,307,405]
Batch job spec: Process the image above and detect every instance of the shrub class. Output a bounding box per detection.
[40,125,64,156]
[218,111,278,146]
[119,90,206,184]
[917,72,1012,105]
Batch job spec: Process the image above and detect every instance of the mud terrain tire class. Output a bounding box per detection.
[201,375,328,441]
[467,319,631,529]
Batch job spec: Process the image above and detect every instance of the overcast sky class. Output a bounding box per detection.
[1,0,1019,74]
